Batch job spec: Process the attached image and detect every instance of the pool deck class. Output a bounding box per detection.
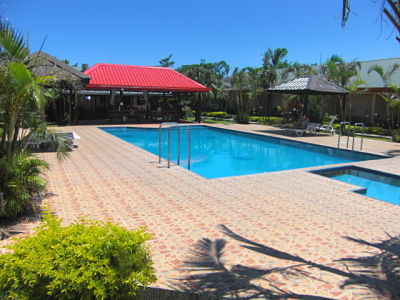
[3,123,400,299]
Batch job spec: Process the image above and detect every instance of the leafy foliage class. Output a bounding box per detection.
[0,20,70,219]
[0,151,48,217]
[203,111,230,119]
[0,211,156,299]
[177,60,230,121]
[0,19,30,62]
[157,54,175,68]
[368,64,400,141]
[342,0,400,43]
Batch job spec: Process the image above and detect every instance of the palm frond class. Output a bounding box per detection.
[0,19,30,60]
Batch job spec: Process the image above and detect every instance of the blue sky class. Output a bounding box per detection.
[2,0,399,69]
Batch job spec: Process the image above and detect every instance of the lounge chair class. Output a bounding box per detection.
[294,122,320,136]
[317,116,336,136]
[28,131,80,151]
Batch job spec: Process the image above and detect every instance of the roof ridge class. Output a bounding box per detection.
[94,63,171,70]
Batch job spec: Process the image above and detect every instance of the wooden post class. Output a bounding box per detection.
[303,94,309,116]
[69,88,73,124]
[371,94,376,125]
[120,89,124,122]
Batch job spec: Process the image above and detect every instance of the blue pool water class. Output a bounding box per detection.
[313,167,400,205]
[100,126,383,179]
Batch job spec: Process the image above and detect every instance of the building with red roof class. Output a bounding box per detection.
[71,63,210,123]
[84,63,210,93]
[33,51,211,124]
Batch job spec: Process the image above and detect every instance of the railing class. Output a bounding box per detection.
[337,122,350,149]
[354,123,365,151]
[337,121,365,151]
[158,123,191,169]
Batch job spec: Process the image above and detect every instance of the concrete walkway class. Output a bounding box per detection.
[6,124,400,299]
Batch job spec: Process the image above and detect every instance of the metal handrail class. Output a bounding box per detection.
[158,122,178,164]
[337,121,350,148]
[337,121,365,151]
[354,122,365,151]
[158,123,191,169]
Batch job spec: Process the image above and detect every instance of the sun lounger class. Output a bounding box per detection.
[292,123,320,136]
[317,116,336,136]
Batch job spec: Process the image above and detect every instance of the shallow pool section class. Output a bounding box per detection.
[312,166,400,205]
[100,126,384,179]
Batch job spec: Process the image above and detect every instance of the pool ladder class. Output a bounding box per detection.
[337,122,365,151]
[158,122,191,169]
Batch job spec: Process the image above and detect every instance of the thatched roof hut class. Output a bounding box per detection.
[29,51,90,85]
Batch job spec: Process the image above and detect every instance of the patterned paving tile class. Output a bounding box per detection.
[2,123,400,299]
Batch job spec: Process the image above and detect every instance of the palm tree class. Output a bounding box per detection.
[321,55,361,121]
[262,48,289,118]
[262,48,289,88]
[0,20,30,62]
[231,67,253,123]
[245,67,265,116]
[282,62,314,80]
[0,20,69,219]
[368,64,400,140]
[0,61,51,158]
[0,151,48,217]
[322,55,360,88]
[342,0,400,43]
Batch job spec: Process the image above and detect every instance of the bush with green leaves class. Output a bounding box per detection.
[249,116,284,125]
[0,211,156,299]
[332,124,391,136]
[0,151,48,218]
[203,111,230,119]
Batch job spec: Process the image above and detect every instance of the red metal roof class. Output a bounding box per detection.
[83,63,210,92]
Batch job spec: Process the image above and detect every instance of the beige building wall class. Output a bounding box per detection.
[350,94,387,125]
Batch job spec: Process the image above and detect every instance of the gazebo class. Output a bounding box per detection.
[268,75,349,120]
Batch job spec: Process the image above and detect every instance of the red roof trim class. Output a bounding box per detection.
[83,63,211,93]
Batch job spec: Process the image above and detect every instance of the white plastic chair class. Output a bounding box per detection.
[318,116,336,136]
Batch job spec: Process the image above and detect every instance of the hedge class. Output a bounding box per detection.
[203,112,231,119]
[332,124,390,136]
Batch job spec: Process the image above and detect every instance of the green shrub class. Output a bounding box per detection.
[249,116,264,123]
[204,111,229,119]
[332,124,390,136]
[0,151,48,218]
[0,211,156,299]
[235,112,250,124]
[268,117,285,124]
[249,116,284,125]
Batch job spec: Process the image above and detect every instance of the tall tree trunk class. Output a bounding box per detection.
[6,114,17,158]
[0,116,7,154]
[386,102,396,142]
[11,124,20,153]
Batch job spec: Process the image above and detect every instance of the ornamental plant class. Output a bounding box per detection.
[0,151,48,217]
[0,211,156,299]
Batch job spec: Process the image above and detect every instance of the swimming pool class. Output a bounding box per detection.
[312,166,400,205]
[100,126,384,179]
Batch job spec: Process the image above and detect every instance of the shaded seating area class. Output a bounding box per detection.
[268,75,348,136]
[80,64,210,124]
